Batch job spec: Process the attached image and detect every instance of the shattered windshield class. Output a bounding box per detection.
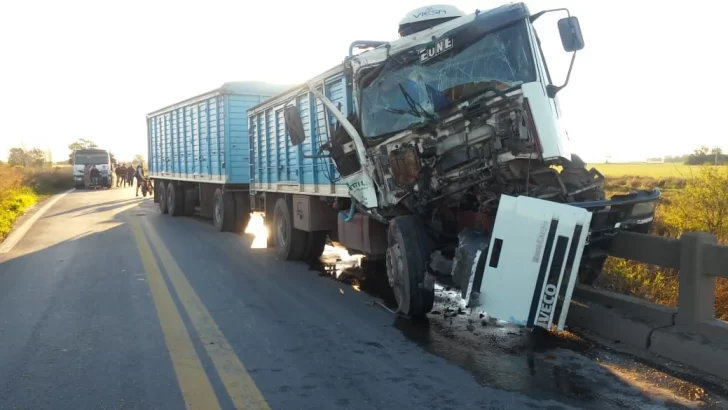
[360,21,537,138]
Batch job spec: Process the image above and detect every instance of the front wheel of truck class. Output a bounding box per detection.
[386,216,434,318]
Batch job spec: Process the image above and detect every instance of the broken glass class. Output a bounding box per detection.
[360,21,537,138]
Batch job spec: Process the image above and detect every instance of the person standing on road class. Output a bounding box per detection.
[115,164,126,187]
[135,164,145,197]
[83,164,91,189]
[90,165,100,189]
[126,165,135,188]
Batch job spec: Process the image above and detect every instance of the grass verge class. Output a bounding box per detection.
[0,164,73,241]
[592,165,728,321]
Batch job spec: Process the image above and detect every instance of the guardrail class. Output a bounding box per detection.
[567,231,728,380]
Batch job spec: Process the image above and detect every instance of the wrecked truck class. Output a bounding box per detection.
[248,3,660,330]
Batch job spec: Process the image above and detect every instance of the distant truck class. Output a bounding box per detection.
[72,148,113,189]
[146,82,291,231]
[245,3,661,329]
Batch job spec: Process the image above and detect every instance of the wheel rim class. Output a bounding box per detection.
[275,206,287,248]
[167,188,174,212]
[214,194,222,225]
[386,244,405,310]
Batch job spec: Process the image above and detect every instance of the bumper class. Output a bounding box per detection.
[570,188,661,239]
[568,188,662,276]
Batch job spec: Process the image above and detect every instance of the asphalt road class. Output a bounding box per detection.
[0,187,725,410]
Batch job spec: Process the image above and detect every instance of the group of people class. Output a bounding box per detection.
[115,164,137,188]
[115,163,147,197]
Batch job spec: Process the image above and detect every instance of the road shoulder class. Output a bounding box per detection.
[0,188,74,253]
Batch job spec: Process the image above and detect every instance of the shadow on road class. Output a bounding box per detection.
[45,195,140,218]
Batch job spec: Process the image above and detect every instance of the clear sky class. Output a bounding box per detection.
[0,0,723,163]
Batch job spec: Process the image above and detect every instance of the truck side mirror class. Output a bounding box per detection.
[558,16,584,52]
[283,105,306,146]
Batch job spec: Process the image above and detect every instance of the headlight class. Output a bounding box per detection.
[630,201,656,217]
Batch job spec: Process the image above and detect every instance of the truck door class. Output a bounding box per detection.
[283,88,379,208]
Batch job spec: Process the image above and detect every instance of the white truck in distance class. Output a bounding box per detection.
[248,3,661,331]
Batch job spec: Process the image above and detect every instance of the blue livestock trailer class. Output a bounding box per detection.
[147,81,291,231]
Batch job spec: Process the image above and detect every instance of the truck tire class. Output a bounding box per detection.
[301,231,327,262]
[233,192,251,234]
[183,188,196,216]
[167,183,184,217]
[158,181,168,214]
[386,215,434,318]
[578,253,608,286]
[213,188,236,232]
[273,198,307,260]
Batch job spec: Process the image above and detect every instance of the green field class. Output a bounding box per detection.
[587,163,700,178]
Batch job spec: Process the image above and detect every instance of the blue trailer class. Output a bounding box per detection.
[248,64,367,260]
[147,81,291,231]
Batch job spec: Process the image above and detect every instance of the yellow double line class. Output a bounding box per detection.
[129,216,270,410]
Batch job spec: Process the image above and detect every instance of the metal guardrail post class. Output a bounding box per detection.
[677,232,718,329]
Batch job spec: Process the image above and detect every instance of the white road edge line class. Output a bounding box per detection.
[0,188,76,254]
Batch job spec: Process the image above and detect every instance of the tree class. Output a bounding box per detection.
[26,148,46,167]
[67,139,99,164]
[684,145,728,165]
[68,139,98,151]
[8,148,26,166]
[132,154,145,165]
[7,147,46,167]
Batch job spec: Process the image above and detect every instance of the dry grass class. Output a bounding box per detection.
[0,164,73,240]
[591,162,699,179]
[592,165,728,321]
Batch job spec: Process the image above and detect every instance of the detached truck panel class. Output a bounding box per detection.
[147,81,291,232]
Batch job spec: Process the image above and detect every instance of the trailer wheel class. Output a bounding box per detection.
[213,188,236,232]
[167,183,184,217]
[301,231,328,262]
[183,188,196,216]
[233,192,251,234]
[273,198,307,260]
[158,181,168,214]
[386,216,434,318]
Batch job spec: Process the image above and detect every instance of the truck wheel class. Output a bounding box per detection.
[233,192,251,234]
[167,183,184,217]
[578,253,608,286]
[213,188,236,232]
[183,188,196,216]
[273,198,307,260]
[301,231,328,262]
[158,181,168,214]
[386,216,434,318]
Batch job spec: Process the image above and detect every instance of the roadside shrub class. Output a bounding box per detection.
[598,166,728,321]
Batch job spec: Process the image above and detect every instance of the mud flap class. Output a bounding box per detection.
[477,195,592,331]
